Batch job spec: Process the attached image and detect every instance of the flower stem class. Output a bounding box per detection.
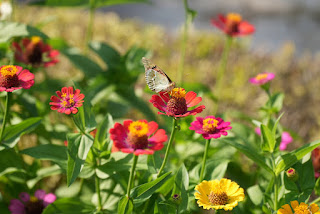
[0,92,11,143]
[95,173,102,211]
[311,196,320,204]
[271,153,278,210]
[84,0,96,54]
[199,138,211,182]
[127,154,139,198]
[212,36,233,114]
[157,118,178,178]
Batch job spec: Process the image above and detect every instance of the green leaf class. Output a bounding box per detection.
[220,138,273,174]
[247,185,263,205]
[67,133,93,186]
[266,92,284,113]
[0,22,48,43]
[118,196,133,214]
[20,144,67,170]
[0,149,24,176]
[27,165,63,188]
[147,151,162,174]
[172,164,189,213]
[275,139,320,175]
[31,0,149,7]
[131,172,172,204]
[94,113,113,151]
[0,117,42,150]
[42,198,95,214]
[261,124,275,152]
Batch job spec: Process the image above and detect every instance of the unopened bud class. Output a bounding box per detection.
[172,194,181,205]
[286,168,298,182]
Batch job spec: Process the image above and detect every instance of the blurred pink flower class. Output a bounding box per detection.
[255,127,292,151]
[9,189,56,214]
[249,72,275,85]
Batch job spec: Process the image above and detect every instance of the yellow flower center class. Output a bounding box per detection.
[170,88,186,99]
[29,196,38,203]
[0,65,18,77]
[202,118,219,133]
[31,36,41,44]
[128,121,149,137]
[227,13,242,23]
[256,73,268,81]
[208,190,228,206]
[61,93,67,98]
[294,204,312,214]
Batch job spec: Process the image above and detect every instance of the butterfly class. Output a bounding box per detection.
[142,57,175,93]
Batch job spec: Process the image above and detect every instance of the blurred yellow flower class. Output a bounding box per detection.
[278,201,320,214]
[194,178,244,211]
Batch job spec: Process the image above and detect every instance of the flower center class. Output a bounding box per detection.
[208,190,228,206]
[25,196,44,214]
[293,204,312,214]
[27,44,43,65]
[256,73,268,81]
[226,13,242,35]
[31,36,41,44]
[167,88,187,116]
[0,65,19,88]
[202,118,219,133]
[227,13,242,23]
[128,121,149,150]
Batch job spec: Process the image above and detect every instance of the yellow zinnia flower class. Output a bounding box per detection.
[278,200,320,214]
[194,178,245,211]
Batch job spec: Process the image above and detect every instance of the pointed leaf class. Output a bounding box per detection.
[261,124,275,152]
[118,196,133,214]
[172,164,189,213]
[42,198,95,214]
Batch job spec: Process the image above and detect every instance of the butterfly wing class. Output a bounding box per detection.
[142,57,174,93]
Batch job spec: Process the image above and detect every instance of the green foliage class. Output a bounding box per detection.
[43,198,96,214]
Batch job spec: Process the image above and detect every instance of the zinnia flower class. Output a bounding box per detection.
[9,189,56,214]
[255,128,292,151]
[12,36,59,67]
[277,201,320,214]
[194,178,244,211]
[0,65,34,92]
[249,72,275,85]
[211,13,255,37]
[190,116,232,139]
[149,87,205,118]
[49,86,85,115]
[312,148,320,178]
[0,0,12,20]
[109,120,167,155]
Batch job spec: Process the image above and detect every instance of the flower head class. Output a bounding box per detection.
[9,189,56,214]
[211,13,255,37]
[0,65,34,92]
[312,148,320,178]
[190,116,232,139]
[195,178,244,211]
[12,36,59,67]
[0,1,12,20]
[109,119,167,156]
[49,87,85,115]
[149,87,205,118]
[277,201,320,214]
[249,72,275,85]
[255,128,292,151]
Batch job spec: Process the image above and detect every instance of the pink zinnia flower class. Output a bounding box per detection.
[255,128,292,151]
[12,36,59,67]
[249,72,275,85]
[9,189,56,214]
[109,120,167,156]
[0,65,34,92]
[49,87,85,115]
[190,116,232,139]
[149,87,205,118]
[211,13,255,37]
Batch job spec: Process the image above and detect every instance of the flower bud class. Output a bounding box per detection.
[172,194,181,205]
[286,168,299,182]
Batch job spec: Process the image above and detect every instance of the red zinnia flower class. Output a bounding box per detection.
[312,148,320,178]
[12,36,59,67]
[109,120,167,156]
[249,72,275,85]
[190,116,232,139]
[0,65,34,92]
[211,13,255,37]
[50,87,84,115]
[149,88,205,118]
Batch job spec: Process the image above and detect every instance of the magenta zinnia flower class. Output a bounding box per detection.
[255,128,292,151]
[49,86,85,115]
[149,87,205,118]
[9,189,56,214]
[12,36,59,67]
[249,72,275,85]
[190,116,232,139]
[109,120,167,155]
[0,65,34,92]
[211,13,255,37]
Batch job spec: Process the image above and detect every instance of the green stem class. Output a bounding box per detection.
[311,197,320,204]
[84,0,96,54]
[0,92,11,142]
[95,173,102,211]
[271,153,278,210]
[177,0,192,85]
[212,36,233,114]
[199,139,211,182]
[157,118,178,177]
[127,154,139,198]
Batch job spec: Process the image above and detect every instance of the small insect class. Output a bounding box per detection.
[142,57,175,93]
